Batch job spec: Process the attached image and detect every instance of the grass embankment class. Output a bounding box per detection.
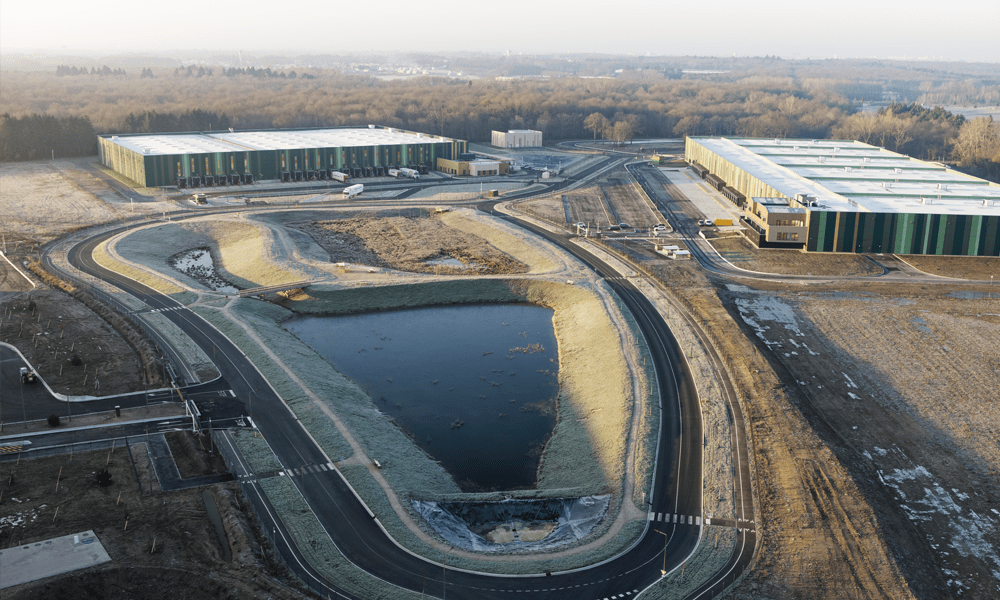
[101,217,308,295]
[258,476,428,600]
[230,427,284,474]
[95,232,190,298]
[438,210,558,274]
[642,526,738,600]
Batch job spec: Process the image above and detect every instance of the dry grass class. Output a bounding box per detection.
[898,254,1000,280]
[710,236,883,276]
[439,209,559,274]
[289,213,529,275]
[512,280,632,495]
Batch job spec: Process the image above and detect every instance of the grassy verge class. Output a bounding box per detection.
[231,427,284,474]
[641,526,738,600]
[620,303,660,509]
[94,235,188,297]
[141,311,219,381]
[258,476,427,600]
[191,303,356,463]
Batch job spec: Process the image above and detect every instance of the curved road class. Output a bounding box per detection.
[52,179,755,599]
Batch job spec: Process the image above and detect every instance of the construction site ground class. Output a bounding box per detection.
[0,434,312,599]
[4,154,1000,598]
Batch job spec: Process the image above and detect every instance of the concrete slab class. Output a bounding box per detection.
[660,167,744,225]
[0,530,112,589]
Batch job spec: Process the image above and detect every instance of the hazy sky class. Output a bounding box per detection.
[1,0,997,62]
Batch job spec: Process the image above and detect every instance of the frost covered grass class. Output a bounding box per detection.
[634,278,735,520]
[641,526,737,600]
[141,311,219,382]
[192,303,356,463]
[231,427,283,474]
[620,303,660,509]
[94,235,187,297]
[258,476,428,600]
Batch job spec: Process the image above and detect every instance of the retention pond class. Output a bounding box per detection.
[282,303,559,492]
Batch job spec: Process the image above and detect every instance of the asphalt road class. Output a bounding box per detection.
[54,206,724,598]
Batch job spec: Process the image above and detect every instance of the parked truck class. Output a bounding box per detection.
[330,170,349,183]
[399,168,420,180]
[387,168,402,178]
[343,184,364,199]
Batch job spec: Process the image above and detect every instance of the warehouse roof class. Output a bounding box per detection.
[103,127,455,156]
[691,137,1000,216]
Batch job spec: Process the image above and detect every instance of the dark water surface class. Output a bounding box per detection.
[282,304,559,491]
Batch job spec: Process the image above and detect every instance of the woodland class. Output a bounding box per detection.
[1,55,998,180]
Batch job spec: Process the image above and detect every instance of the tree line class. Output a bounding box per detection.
[56,65,127,77]
[1,69,997,181]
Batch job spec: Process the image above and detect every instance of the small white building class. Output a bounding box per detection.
[492,129,542,148]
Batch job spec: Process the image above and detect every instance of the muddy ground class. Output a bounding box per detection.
[289,214,529,275]
[0,433,313,599]
[0,284,162,397]
[616,231,1000,599]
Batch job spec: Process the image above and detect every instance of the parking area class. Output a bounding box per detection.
[658,168,743,230]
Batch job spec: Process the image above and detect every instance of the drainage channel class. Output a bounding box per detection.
[201,489,232,562]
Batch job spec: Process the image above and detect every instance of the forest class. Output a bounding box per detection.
[1,57,998,180]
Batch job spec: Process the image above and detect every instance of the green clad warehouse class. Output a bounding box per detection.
[98,126,467,188]
[686,137,1000,256]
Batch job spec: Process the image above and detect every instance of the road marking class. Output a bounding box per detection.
[326,462,335,470]
[0,442,28,454]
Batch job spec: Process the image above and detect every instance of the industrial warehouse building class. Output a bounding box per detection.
[491,129,542,148]
[686,137,1000,256]
[436,156,513,176]
[98,126,468,188]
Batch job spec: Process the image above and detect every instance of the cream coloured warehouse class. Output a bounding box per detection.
[492,130,542,148]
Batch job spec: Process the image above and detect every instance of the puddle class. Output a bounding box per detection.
[201,489,232,562]
[170,248,240,294]
[948,291,991,300]
[425,256,478,269]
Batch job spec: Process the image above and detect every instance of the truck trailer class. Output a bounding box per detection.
[329,170,349,183]
[343,184,364,199]
[399,168,420,180]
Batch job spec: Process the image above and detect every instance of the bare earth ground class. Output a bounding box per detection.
[288,214,529,275]
[0,285,159,397]
[516,167,662,230]
[0,438,313,600]
[635,255,918,600]
[898,254,1000,281]
[710,235,884,277]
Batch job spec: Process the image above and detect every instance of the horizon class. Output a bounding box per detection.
[2,0,999,63]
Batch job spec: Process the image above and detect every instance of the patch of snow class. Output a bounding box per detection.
[863,450,872,460]
[843,372,858,388]
[848,392,860,400]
